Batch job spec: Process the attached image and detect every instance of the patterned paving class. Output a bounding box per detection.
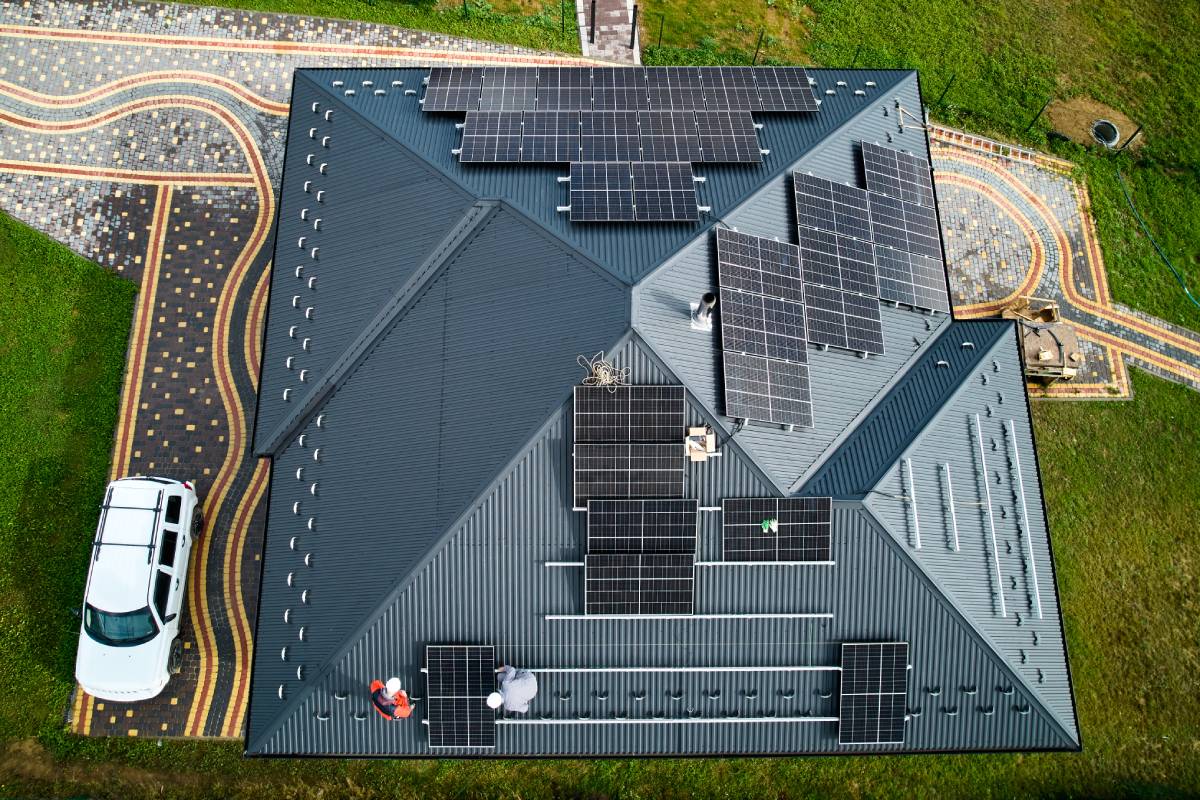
[576,0,640,64]
[932,124,1200,399]
[0,0,595,740]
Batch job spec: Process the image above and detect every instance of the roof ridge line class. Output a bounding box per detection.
[796,319,1010,496]
[854,503,1080,749]
[255,200,499,456]
[250,326,638,750]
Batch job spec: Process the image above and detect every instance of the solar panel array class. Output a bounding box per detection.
[574,385,685,442]
[803,283,885,354]
[569,161,697,222]
[722,496,832,561]
[573,443,683,503]
[587,499,698,554]
[839,642,909,746]
[861,141,935,208]
[715,228,813,427]
[457,110,760,164]
[584,553,695,614]
[423,66,818,113]
[425,645,496,748]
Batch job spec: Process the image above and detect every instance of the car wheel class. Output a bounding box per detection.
[191,509,204,538]
[169,639,183,675]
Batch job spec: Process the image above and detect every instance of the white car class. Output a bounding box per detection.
[75,477,201,702]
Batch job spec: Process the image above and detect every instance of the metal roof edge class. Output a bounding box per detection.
[247,325,637,747]
[796,318,1010,497]
[254,200,501,456]
[625,328,787,496]
[853,501,1080,750]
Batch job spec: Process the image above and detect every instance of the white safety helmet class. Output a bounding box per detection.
[486,692,504,710]
[385,677,403,696]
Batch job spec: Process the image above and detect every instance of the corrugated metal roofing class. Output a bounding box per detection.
[247,66,1078,756]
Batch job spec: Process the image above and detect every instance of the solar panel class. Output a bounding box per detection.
[797,226,879,297]
[422,67,484,112]
[573,384,685,442]
[573,443,683,504]
[715,227,804,302]
[645,66,705,110]
[874,246,950,312]
[587,499,698,554]
[867,192,942,261]
[458,111,523,163]
[478,67,538,111]
[754,67,818,112]
[839,642,909,745]
[521,111,580,162]
[718,289,809,363]
[637,111,703,162]
[793,172,872,241]
[698,67,761,110]
[695,111,761,163]
[425,645,496,748]
[569,162,634,222]
[592,67,648,110]
[584,553,694,614]
[722,496,831,561]
[631,161,698,222]
[580,111,640,161]
[861,141,935,208]
[803,283,885,355]
[535,67,592,110]
[723,352,813,428]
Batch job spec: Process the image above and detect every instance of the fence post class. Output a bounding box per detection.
[657,14,665,47]
[1118,124,1143,151]
[630,4,638,49]
[462,0,468,18]
[1024,97,1052,133]
[590,0,596,44]
[561,0,565,36]
[935,73,956,106]
[752,28,764,65]
[850,43,861,68]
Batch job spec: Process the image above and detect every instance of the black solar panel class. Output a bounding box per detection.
[573,443,683,504]
[797,226,879,297]
[521,111,580,162]
[592,67,649,110]
[425,644,496,748]
[839,642,909,745]
[584,553,694,614]
[718,289,809,363]
[793,172,872,241]
[754,67,818,112]
[723,352,813,428]
[645,66,706,110]
[580,111,640,161]
[458,111,523,163]
[569,161,634,221]
[715,227,804,302]
[587,499,698,554]
[861,141,935,208]
[535,67,592,110]
[874,246,950,312]
[631,161,698,222]
[422,67,483,112]
[478,66,538,111]
[698,66,761,110]
[695,111,761,163]
[803,283,885,355]
[637,111,703,162]
[722,497,832,561]
[867,192,943,261]
[573,384,685,442]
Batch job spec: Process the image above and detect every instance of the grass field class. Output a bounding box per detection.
[0,216,1197,796]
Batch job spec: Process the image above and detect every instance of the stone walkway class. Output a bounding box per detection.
[577,0,640,64]
[931,124,1200,399]
[0,0,592,740]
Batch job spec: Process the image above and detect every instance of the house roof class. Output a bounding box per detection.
[247,66,1079,756]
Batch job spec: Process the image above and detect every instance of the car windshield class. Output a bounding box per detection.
[84,604,158,647]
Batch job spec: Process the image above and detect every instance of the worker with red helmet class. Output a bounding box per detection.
[369,677,412,720]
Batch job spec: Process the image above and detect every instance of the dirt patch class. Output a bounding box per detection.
[0,738,206,798]
[1048,96,1144,151]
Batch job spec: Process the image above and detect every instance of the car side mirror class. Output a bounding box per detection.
[69,607,82,620]
[163,613,177,623]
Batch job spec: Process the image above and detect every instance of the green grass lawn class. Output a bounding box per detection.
[1,209,1197,795]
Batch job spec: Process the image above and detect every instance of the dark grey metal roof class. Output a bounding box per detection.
[247,67,1079,756]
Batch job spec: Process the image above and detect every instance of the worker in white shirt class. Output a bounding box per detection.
[487,664,538,713]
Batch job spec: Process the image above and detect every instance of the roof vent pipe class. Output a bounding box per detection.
[690,292,717,330]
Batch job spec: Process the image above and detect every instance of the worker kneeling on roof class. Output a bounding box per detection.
[369,677,412,719]
[487,664,538,713]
